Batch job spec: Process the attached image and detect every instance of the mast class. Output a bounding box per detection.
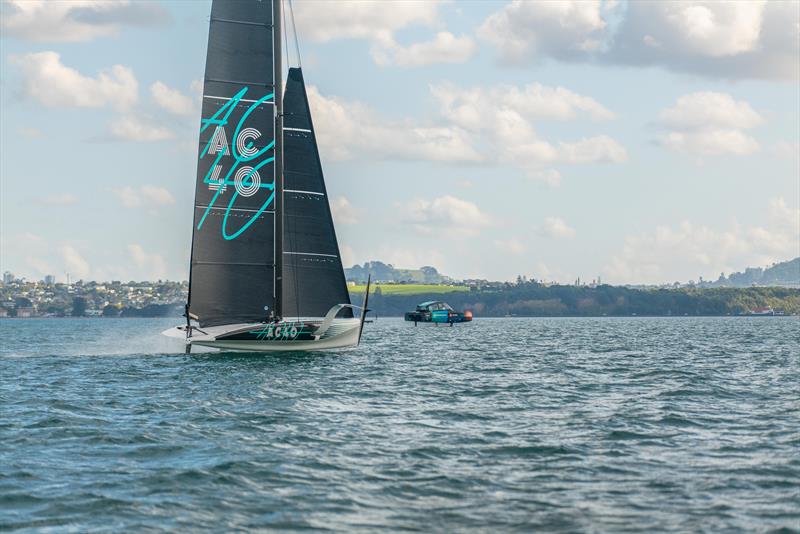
[273,0,284,320]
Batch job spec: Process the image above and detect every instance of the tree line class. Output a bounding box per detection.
[357,283,800,317]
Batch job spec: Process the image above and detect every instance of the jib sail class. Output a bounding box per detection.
[281,67,352,318]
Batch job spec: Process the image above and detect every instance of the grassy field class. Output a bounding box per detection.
[349,284,470,296]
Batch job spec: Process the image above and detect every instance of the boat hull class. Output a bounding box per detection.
[162,318,361,352]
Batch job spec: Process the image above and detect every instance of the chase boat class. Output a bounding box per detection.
[404,301,473,326]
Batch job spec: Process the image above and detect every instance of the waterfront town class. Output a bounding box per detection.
[0,272,186,317]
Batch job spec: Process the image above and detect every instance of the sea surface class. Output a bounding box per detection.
[1,317,798,532]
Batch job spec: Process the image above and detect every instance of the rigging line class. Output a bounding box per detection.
[288,0,302,69]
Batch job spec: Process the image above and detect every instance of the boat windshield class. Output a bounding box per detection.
[420,302,455,312]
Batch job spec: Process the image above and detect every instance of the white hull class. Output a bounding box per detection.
[162,317,361,353]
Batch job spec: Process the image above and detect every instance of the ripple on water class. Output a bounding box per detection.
[1,316,798,532]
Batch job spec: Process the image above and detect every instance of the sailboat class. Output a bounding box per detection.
[163,0,369,351]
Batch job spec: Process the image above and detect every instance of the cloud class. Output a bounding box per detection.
[339,244,355,268]
[10,51,137,110]
[405,195,490,237]
[127,244,167,280]
[538,217,576,239]
[1,233,49,278]
[431,82,625,169]
[658,92,762,156]
[307,85,482,163]
[432,82,615,123]
[150,81,194,116]
[373,32,478,67]
[478,0,608,64]
[112,185,174,208]
[110,116,173,142]
[604,198,800,285]
[293,0,439,42]
[494,237,527,255]
[558,135,628,163]
[1,0,171,43]
[42,193,78,206]
[60,245,90,280]
[140,185,175,205]
[360,245,448,273]
[609,1,799,80]
[478,0,799,80]
[330,196,358,225]
[307,81,625,176]
[528,168,562,187]
[292,0,474,67]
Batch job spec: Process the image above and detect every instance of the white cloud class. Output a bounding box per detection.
[373,32,477,67]
[660,92,762,130]
[330,196,358,225]
[307,85,482,163]
[1,0,170,43]
[559,135,628,164]
[494,237,527,255]
[10,51,137,111]
[608,1,799,80]
[432,82,625,169]
[42,193,79,206]
[658,92,762,156]
[111,186,141,208]
[307,81,625,178]
[405,195,490,237]
[478,0,608,64]
[361,245,448,273]
[538,217,576,239]
[7,234,50,279]
[292,0,439,43]
[432,82,615,124]
[112,185,174,208]
[478,0,799,80]
[140,185,175,205]
[60,245,90,280]
[292,0,475,67]
[127,244,167,280]
[604,198,800,285]
[339,244,356,268]
[528,168,562,187]
[110,116,173,142]
[150,81,194,116]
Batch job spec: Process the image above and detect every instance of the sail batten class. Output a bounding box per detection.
[282,67,352,319]
[188,1,350,328]
[188,0,278,328]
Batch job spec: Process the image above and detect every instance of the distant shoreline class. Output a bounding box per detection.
[2,314,796,319]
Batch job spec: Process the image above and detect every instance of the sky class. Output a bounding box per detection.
[0,0,798,285]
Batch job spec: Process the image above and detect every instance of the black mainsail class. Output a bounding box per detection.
[188,0,350,328]
[282,68,352,318]
[189,0,280,327]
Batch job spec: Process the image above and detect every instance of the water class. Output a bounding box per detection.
[1,317,798,532]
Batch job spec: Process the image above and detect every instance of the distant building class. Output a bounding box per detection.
[2,272,13,285]
[44,275,56,285]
